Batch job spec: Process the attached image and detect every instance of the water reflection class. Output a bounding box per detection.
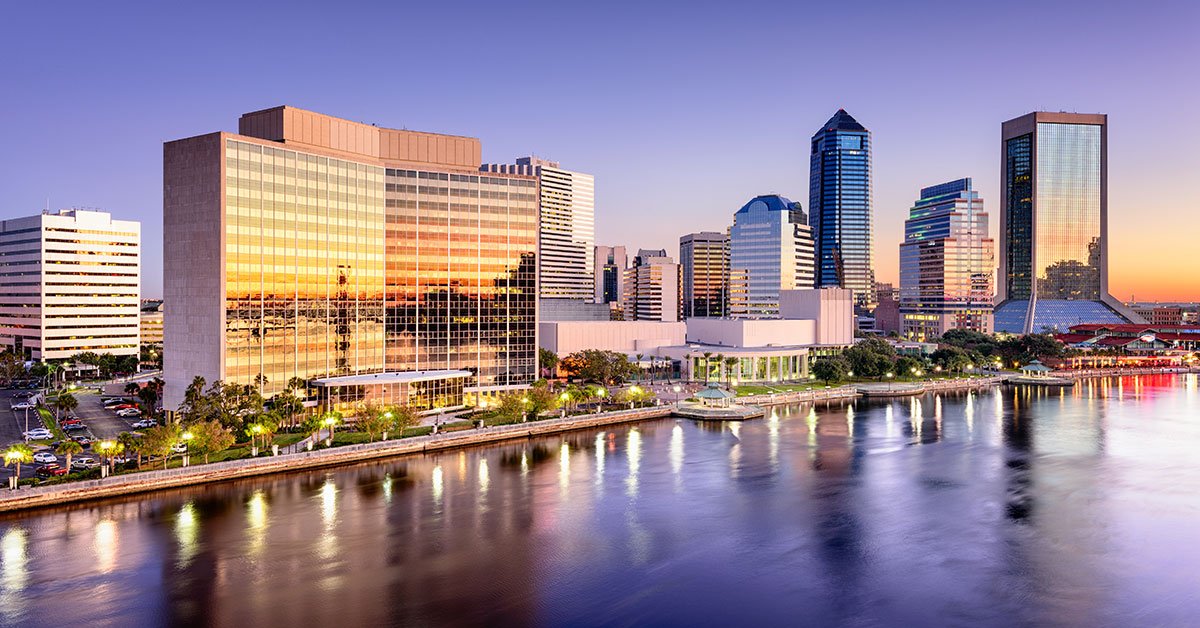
[0,375,1197,626]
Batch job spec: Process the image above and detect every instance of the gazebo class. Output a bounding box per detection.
[1019,360,1055,377]
[695,383,736,408]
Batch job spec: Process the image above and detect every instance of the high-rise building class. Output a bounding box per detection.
[482,156,594,301]
[809,109,874,309]
[164,106,537,412]
[594,245,627,306]
[899,178,995,340]
[140,300,164,345]
[0,209,140,361]
[994,112,1141,333]
[728,195,815,318]
[623,253,680,322]
[679,231,728,318]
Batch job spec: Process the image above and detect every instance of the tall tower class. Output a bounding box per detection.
[809,109,874,309]
[899,178,995,340]
[994,112,1141,333]
[679,231,728,318]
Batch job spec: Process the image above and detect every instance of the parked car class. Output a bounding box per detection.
[10,402,32,410]
[70,457,99,470]
[117,408,142,418]
[111,404,136,411]
[131,419,157,429]
[71,436,93,446]
[171,442,188,454]
[60,419,83,427]
[63,423,88,432]
[23,429,53,440]
[32,452,57,464]
[36,463,69,477]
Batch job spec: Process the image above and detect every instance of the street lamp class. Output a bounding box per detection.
[885,371,894,392]
[181,431,194,466]
[595,387,606,413]
[4,450,21,490]
[382,411,393,440]
[97,440,114,477]
[521,397,530,422]
[629,385,642,409]
[559,392,570,417]
[322,415,338,447]
[249,423,264,456]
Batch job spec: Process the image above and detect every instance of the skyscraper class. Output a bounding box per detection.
[899,178,995,340]
[164,106,537,412]
[728,195,815,318]
[623,252,680,322]
[679,231,728,318]
[809,109,874,309]
[994,112,1141,333]
[482,157,594,301]
[0,209,140,361]
[593,245,627,306]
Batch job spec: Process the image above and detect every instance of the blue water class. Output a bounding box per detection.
[1,374,1197,627]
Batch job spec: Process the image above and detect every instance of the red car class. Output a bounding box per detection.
[112,404,135,411]
[60,419,82,427]
[36,463,69,477]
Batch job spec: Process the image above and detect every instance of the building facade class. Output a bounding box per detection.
[140,300,163,344]
[994,112,1141,333]
[164,106,537,413]
[899,178,995,340]
[1133,305,1184,326]
[809,109,874,309]
[482,157,594,301]
[728,195,815,318]
[622,253,680,322]
[594,245,627,307]
[679,231,728,318]
[0,210,140,361]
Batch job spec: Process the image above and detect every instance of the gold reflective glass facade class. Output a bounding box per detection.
[224,139,387,397]
[1034,122,1102,300]
[385,170,538,388]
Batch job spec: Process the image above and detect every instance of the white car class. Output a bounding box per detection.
[117,408,142,418]
[71,457,99,470]
[23,429,53,440]
[171,442,188,454]
[11,402,31,410]
[131,419,157,429]
[33,452,57,464]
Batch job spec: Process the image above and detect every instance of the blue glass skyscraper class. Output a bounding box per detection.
[809,109,874,309]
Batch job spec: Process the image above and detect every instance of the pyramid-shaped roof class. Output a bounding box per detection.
[818,109,867,133]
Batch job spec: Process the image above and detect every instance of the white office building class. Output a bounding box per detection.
[0,209,140,360]
[728,195,816,317]
[483,156,595,301]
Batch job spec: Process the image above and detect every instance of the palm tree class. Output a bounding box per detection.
[701,352,713,384]
[724,357,739,384]
[714,354,726,383]
[53,392,78,421]
[5,444,34,486]
[634,354,645,381]
[117,432,141,468]
[56,440,83,471]
[124,382,141,396]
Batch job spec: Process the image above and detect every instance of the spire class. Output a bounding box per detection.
[819,109,867,133]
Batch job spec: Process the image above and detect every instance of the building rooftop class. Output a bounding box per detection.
[817,109,867,133]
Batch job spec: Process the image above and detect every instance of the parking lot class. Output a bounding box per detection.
[2,386,147,482]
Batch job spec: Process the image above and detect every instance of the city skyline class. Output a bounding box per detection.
[1,1,1198,301]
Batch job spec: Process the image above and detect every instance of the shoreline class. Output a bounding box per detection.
[1,368,1193,514]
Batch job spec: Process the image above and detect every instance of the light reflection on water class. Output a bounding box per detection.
[0,374,1197,627]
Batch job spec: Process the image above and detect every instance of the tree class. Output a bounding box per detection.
[124,382,141,396]
[895,356,924,378]
[52,392,78,421]
[189,420,234,464]
[55,440,84,472]
[931,346,971,372]
[539,347,560,379]
[355,402,392,442]
[559,350,639,385]
[812,356,851,384]
[844,339,898,379]
[385,405,419,436]
[116,432,142,468]
[523,386,559,418]
[141,425,182,469]
[701,351,714,383]
[724,357,739,383]
[5,444,34,482]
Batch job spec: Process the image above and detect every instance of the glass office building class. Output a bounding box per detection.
[899,178,994,340]
[679,231,728,318]
[995,112,1139,333]
[165,107,537,413]
[809,109,874,309]
[728,195,815,317]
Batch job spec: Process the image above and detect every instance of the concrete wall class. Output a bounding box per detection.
[685,318,816,348]
[163,133,226,410]
[540,320,686,356]
[779,287,855,345]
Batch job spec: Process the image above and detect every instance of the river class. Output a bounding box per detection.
[1,374,1197,627]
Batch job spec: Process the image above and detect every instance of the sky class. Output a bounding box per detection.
[1,0,1198,301]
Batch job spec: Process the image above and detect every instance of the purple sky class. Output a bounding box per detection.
[2,0,1198,300]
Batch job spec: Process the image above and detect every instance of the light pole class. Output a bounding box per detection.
[885,371,894,393]
[628,385,641,409]
[382,411,393,440]
[595,387,606,413]
[249,423,263,456]
[559,392,570,418]
[521,397,529,422]
[97,440,114,478]
[182,431,193,466]
[6,450,21,490]
[672,384,681,404]
[323,415,337,447]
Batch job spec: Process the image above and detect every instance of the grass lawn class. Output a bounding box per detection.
[37,407,66,440]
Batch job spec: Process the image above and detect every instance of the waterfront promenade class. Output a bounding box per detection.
[3,369,1190,514]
